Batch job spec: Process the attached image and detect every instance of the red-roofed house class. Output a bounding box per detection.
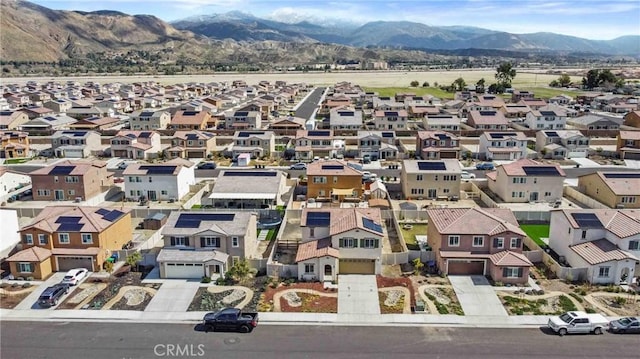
[486,159,566,203]
[426,207,532,284]
[466,110,509,130]
[30,160,113,202]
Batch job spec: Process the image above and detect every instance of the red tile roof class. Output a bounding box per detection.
[295,238,339,262]
[569,239,637,265]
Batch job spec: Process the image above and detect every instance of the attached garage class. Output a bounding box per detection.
[56,256,94,272]
[447,260,485,275]
[163,263,205,279]
[187,150,205,159]
[339,259,375,274]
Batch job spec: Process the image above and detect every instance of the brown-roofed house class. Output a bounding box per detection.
[306,160,364,202]
[487,159,565,203]
[170,110,211,130]
[30,160,113,201]
[0,131,29,159]
[577,171,640,209]
[616,130,640,160]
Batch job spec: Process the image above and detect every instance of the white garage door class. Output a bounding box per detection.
[57,256,94,272]
[164,263,204,279]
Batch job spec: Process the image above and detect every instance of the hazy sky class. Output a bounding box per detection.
[28,0,640,40]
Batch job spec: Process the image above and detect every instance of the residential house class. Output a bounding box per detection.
[535,130,590,159]
[21,106,55,120]
[232,131,276,159]
[525,108,567,130]
[0,110,29,130]
[129,110,171,130]
[6,206,132,279]
[566,115,621,130]
[169,110,211,130]
[577,172,640,209]
[466,110,509,130]
[408,105,441,119]
[208,170,288,209]
[373,109,409,130]
[20,115,77,135]
[165,131,216,159]
[548,209,639,284]
[518,98,548,110]
[401,159,462,200]
[65,106,112,120]
[0,209,20,260]
[156,211,258,279]
[307,160,363,202]
[0,167,31,201]
[500,104,531,120]
[224,110,261,130]
[416,131,460,160]
[0,131,29,158]
[296,208,385,280]
[423,115,461,131]
[623,110,640,128]
[123,158,195,201]
[294,130,339,161]
[511,90,535,102]
[110,131,162,160]
[50,130,102,158]
[426,207,531,283]
[486,159,566,203]
[68,116,121,131]
[43,99,72,113]
[357,131,398,160]
[549,94,573,105]
[329,107,363,130]
[30,160,113,201]
[616,130,640,160]
[269,116,306,133]
[479,132,528,161]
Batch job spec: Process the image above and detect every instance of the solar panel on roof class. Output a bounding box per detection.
[602,173,640,179]
[44,116,58,121]
[61,131,86,137]
[479,111,496,116]
[382,132,394,137]
[417,162,446,171]
[436,134,450,140]
[175,213,235,228]
[125,134,136,138]
[338,111,355,116]
[95,208,110,216]
[321,165,344,170]
[222,171,277,177]
[56,216,81,224]
[103,210,124,222]
[58,223,84,232]
[182,111,198,116]
[139,132,152,138]
[237,132,250,137]
[308,130,330,137]
[306,212,330,226]
[362,217,383,233]
[540,111,556,116]
[140,112,154,117]
[571,213,603,228]
[489,133,513,139]
[522,166,561,176]
[545,131,559,137]
[139,165,177,174]
[0,111,13,116]
[235,111,249,116]
[384,111,398,116]
[49,166,75,175]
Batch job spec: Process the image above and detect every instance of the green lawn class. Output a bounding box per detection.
[363,87,454,100]
[521,224,550,248]
[4,158,31,164]
[399,223,428,251]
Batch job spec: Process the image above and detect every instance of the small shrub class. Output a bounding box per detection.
[26,276,34,281]
[558,295,577,312]
[568,292,584,303]
[613,296,626,306]
[201,276,211,284]
[11,283,18,288]
[585,308,596,313]
[16,277,24,281]
[22,283,31,288]
[494,281,504,287]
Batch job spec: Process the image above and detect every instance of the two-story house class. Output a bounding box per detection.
[30,160,113,202]
[423,114,461,132]
[357,131,397,160]
[123,158,196,201]
[20,115,77,135]
[577,172,640,209]
[50,130,102,158]
[69,116,121,131]
[616,130,640,160]
[426,207,532,284]
[224,110,261,130]
[416,131,460,160]
[535,130,590,159]
[296,208,385,280]
[0,167,31,202]
[169,110,211,130]
[548,209,639,284]
[306,160,363,202]
[6,205,132,279]
[294,130,339,161]
[466,110,509,130]
[401,159,461,200]
[525,108,567,130]
[232,131,276,159]
[129,110,171,130]
[156,211,258,279]
[329,106,363,130]
[486,159,566,203]
[479,132,528,161]
[43,99,73,114]
[373,109,409,130]
[165,131,216,159]
[0,131,29,159]
[110,131,162,160]
[623,110,640,128]
[0,110,29,130]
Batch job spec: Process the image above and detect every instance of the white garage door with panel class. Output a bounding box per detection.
[57,256,94,272]
[164,263,205,278]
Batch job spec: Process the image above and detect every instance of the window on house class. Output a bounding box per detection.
[232,256,240,265]
[24,234,33,245]
[18,263,33,273]
[417,175,423,181]
[38,234,47,245]
[37,189,50,196]
[512,177,526,184]
[621,196,637,204]
[494,237,504,248]
[448,236,460,247]
[472,236,484,247]
[312,176,327,184]
[309,228,315,237]
[629,241,639,251]
[340,238,357,248]
[362,238,378,249]
[161,190,168,195]
[581,230,587,239]
[202,237,220,247]
[58,233,70,244]
[232,237,239,247]
[544,192,551,197]
[81,233,92,244]
[304,263,314,274]
[171,237,187,246]
[510,238,521,248]
[68,190,75,196]
[149,177,153,183]
[598,267,610,278]
[503,267,523,278]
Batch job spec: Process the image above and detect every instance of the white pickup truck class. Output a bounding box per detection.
[547,311,608,336]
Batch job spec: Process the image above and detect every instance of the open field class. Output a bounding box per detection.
[1,70,588,87]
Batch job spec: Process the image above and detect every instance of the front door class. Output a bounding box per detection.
[148,190,157,201]
[427,189,437,199]
[54,190,64,200]
[530,192,538,201]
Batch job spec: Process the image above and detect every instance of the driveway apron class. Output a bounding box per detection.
[144,280,200,312]
[448,275,508,317]
[337,275,380,315]
[14,273,67,310]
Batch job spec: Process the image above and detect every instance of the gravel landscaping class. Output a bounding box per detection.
[423,287,464,315]
[188,288,248,312]
[379,290,405,314]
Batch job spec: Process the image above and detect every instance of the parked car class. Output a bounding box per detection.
[547,311,608,336]
[289,163,307,170]
[61,268,88,286]
[197,162,217,170]
[461,171,476,180]
[362,155,371,164]
[361,171,372,181]
[38,283,69,307]
[202,308,259,333]
[609,317,640,334]
[475,162,495,170]
[117,162,129,170]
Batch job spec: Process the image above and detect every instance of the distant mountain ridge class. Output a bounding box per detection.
[172,12,639,55]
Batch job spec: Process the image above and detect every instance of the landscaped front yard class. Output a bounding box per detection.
[0,283,37,309]
[423,287,464,315]
[259,280,338,313]
[499,293,578,315]
[521,224,550,248]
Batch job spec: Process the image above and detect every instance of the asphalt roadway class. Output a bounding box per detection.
[2,321,639,359]
[294,86,326,120]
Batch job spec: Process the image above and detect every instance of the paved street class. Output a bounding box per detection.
[449,276,508,316]
[2,321,639,359]
[295,87,326,120]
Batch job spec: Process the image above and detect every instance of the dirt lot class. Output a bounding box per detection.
[280,292,337,313]
[0,284,36,309]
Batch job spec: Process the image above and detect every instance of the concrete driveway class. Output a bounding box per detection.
[448,276,508,317]
[337,275,380,315]
[144,280,200,312]
[13,272,68,310]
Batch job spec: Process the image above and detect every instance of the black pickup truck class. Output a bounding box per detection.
[202,308,259,333]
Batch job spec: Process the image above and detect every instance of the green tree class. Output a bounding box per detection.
[104,260,114,274]
[558,74,571,87]
[453,77,467,91]
[126,252,142,271]
[410,80,420,87]
[476,78,486,93]
[412,258,424,275]
[549,80,560,87]
[225,258,256,285]
[422,81,430,87]
[495,62,516,88]
[582,69,600,89]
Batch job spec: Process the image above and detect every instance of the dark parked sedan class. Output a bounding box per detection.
[609,317,640,334]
